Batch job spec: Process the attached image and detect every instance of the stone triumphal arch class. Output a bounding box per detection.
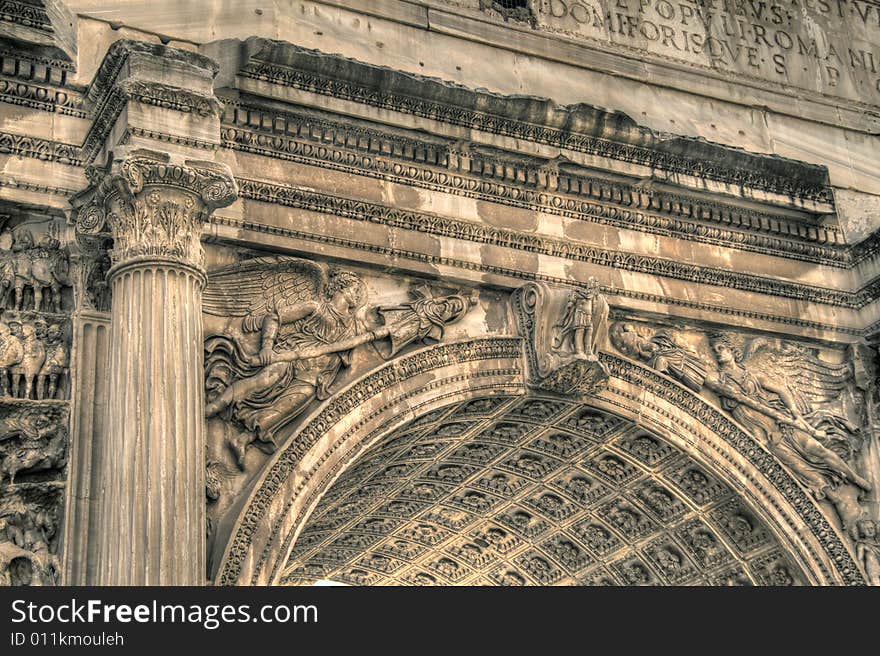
[0,1,878,586]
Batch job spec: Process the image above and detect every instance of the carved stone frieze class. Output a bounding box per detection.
[0,0,54,35]
[72,150,237,271]
[233,180,871,310]
[0,213,71,587]
[0,317,69,400]
[0,316,69,589]
[0,130,81,166]
[0,218,70,313]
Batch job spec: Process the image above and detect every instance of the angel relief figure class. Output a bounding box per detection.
[610,323,872,533]
[704,334,871,523]
[202,256,473,469]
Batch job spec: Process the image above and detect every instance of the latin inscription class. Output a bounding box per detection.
[538,0,880,104]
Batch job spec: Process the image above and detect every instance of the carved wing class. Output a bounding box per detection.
[202,256,329,322]
[743,338,851,405]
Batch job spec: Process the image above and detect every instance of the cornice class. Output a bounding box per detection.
[0,45,72,70]
[4,116,850,270]
[233,177,873,310]
[0,75,84,116]
[220,102,848,267]
[0,0,53,36]
[207,213,865,337]
[81,39,222,163]
[85,39,219,107]
[239,38,833,205]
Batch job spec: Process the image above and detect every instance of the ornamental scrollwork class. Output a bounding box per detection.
[513,279,610,398]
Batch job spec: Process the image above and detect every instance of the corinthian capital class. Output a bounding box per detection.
[72,150,238,272]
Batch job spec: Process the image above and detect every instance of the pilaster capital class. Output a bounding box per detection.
[70,149,237,273]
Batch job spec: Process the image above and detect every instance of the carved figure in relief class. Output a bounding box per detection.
[552,277,607,362]
[854,519,880,585]
[704,334,870,505]
[0,426,67,484]
[610,322,872,533]
[0,499,58,586]
[6,321,24,397]
[203,256,472,469]
[37,325,68,400]
[0,227,13,309]
[513,280,611,398]
[0,320,23,397]
[16,321,47,400]
[610,322,706,391]
[5,225,68,313]
[0,408,66,483]
[204,260,365,467]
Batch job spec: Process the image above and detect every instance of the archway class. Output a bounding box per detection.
[285,396,806,585]
[214,339,865,585]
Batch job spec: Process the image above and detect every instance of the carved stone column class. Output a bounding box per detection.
[72,151,237,585]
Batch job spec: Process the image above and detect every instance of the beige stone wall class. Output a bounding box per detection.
[0,0,877,586]
[62,0,880,239]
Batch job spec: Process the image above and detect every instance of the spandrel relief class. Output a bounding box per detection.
[201,246,497,560]
[609,320,876,542]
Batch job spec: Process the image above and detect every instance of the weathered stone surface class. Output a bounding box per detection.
[0,0,876,587]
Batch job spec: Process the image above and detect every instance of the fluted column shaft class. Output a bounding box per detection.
[76,152,237,585]
[101,263,206,584]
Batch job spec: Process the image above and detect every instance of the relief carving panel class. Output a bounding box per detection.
[513,280,611,398]
[0,213,71,586]
[201,247,488,563]
[608,319,876,538]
